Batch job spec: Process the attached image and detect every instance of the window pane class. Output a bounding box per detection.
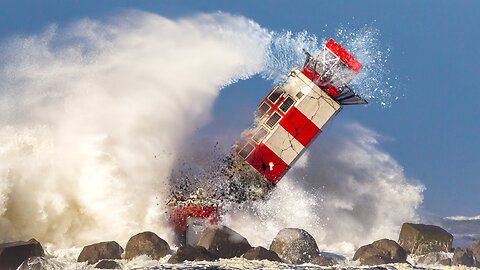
[296,91,304,99]
[268,88,284,103]
[266,112,281,128]
[238,143,255,159]
[252,127,268,143]
[257,102,270,118]
[279,96,295,113]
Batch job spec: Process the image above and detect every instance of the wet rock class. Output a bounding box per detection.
[242,246,282,262]
[361,256,390,266]
[469,240,480,264]
[310,255,337,266]
[125,231,170,260]
[0,239,44,270]
[452,248,475,267]
[353,239,407,265]
[18,256,64,270]
[77,241,123,264]
[439,258,452,266]
[398,223,453,255]
[269,228,319,264]
[197,225,251,258]
[416,252,452,266]
[95,260,122,269]
[168,245,218,263]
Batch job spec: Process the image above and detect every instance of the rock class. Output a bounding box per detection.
[439,258,452,266]
[95,260,122,269]
[269,228,319,264]
[469,240,480,264]
[353,239,407,265]
[242,246,282,262]
[452,248,475,267]
[77,241,123,264]
[168,245,218,263]
[416,252,452,266]
[310,255,337,266]
[359,255,387,266]
[125,231,170,260]
[18,256,64,270]
[197,225,251,258]
[0,239,44,270]
[398,223,453,255]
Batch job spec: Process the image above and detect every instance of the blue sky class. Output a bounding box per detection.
[1,1,479,218]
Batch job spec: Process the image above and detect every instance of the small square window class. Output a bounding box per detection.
[257,102,270,118]
[266,112,281,128]
[279,96,295,113]
[268,88,284,103]
[252,127,268,143]
[238,143,255,159]
[296,91,304,99]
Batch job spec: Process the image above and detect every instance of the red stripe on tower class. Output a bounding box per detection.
[326,39,363,72]
[279,107,320,147]
[169,206,217,232]
[246,143,288,184]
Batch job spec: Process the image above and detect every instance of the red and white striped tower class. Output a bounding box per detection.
[237,39,366,184]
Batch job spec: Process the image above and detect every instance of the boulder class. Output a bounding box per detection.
[452,248,475,267]
[95,260,122,269]
[0,239,44,270]
[438,258,452,266]
[197,225,251,258]
[167,245,218,263]
[416,252,452,266]
[77,241,123,264]
[469,240,480,264]
[353,239,407,265]
[18,256,64,270]
[398,223,453,255]
[310,255,337,266]
[242,246,282,262]
[125,231,170,260]
[360,255,390,266]
[269,228,319,264]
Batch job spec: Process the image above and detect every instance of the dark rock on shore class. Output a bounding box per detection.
[168,245,218,263]
[416,252,452,266]
[452,248,475,267]
[0,239,44,270]
[469,240,480,265]
[353,239,407,265]
[125,231,170,260]
[197,225,251,258]
[17,256,64,270]
[242,246,282,262]
[398,223,453,255]
[269,228,319,264]
[95,259,122,269]
[77,241,123,264]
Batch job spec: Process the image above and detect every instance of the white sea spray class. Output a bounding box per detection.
[0,11,268,247]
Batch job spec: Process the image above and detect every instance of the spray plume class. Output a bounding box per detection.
[0,11,268,247]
